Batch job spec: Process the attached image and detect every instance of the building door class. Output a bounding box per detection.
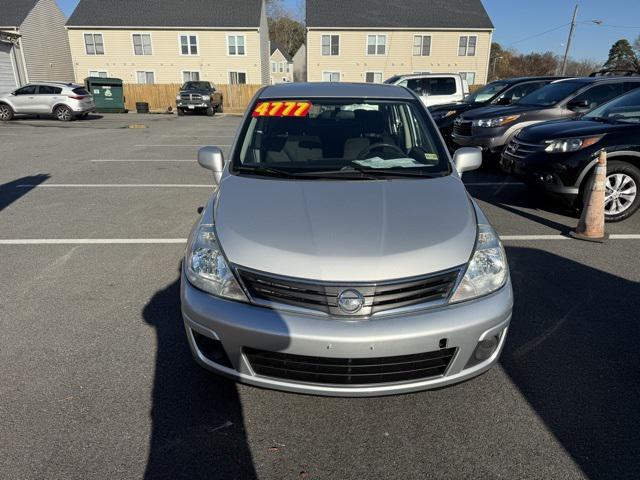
[0,42,18,93]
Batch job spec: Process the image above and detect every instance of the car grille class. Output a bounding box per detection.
[180,93,203,102]
[453,119,472,137]
[236,267,461,317]
[502,136,546,160]
[245,347,457,385]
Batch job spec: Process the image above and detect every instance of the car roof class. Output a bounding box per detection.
[24,82,83,88]
[259,82,415,100]
[552,76,640,85]
[500,76,564,84]
[392,73,461,80]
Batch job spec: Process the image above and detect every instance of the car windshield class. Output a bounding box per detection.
[233,99,451,179]
[182,82,210,90]
[465,81,509,103]
[383,75,402,84]
[516,81,582,107]
[584,88,640,124]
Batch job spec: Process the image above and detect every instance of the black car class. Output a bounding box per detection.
[452,76,640,155]
[501,87,640,222]
[176,81,223,116]
[429,76,560,147]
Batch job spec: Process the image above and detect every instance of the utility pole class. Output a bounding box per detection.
[561,4,578,75]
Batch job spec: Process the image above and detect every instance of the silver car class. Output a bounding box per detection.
[0,82,95,121]
[182,83,513,396]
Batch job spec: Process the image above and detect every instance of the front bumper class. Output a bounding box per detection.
[452,130,510,152]
[181,272,513,397]
[177,101,211,110]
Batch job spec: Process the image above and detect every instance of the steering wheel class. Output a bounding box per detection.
[356,143,406,160]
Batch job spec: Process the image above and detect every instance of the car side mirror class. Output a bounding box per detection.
[567,99,589,110]
[453,147,482,175]
[198,146,225,184]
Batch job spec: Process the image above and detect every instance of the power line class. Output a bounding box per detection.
[508,23,571,46]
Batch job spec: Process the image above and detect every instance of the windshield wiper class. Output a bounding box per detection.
[347,164,443,178]
[235,165,299,178]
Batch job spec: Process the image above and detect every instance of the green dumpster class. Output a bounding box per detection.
[85,77,126,113]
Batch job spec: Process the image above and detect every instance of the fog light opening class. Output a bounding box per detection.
[192,330,233,368]
[474,335,499,361]
[439,338,448,349]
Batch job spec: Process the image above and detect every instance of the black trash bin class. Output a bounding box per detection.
[136,102,150,114]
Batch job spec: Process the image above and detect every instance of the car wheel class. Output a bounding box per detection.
[602,161,640,222]
[177,108,185,116]
[216,101,224,113]
[0,103,14,121]
[55,105,73,122]
[206,106,215,117]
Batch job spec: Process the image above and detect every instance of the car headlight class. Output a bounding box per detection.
[544,135,604,153]
[185,224,248,301]
[431,110,458,120]
[450,224,507,303]
[472,115,520,128]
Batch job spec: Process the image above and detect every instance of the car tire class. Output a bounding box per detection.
[177,108,185,117]
[55,105,73,122]
[206,106,215,117]
[598,160,640,222]
[216,101,224,113]
[0,103,14,121]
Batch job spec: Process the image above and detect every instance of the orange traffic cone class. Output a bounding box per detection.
[570,150,608,242]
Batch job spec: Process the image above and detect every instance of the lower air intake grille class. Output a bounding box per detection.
[245,347,457,385]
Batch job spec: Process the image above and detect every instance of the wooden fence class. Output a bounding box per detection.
[123,83,262,113]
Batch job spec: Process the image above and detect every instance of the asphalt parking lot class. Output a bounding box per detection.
[1,113,639,480]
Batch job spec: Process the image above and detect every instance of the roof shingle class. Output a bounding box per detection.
[0,0,39,27]
[66,0,263,28]
[306,0,493,29]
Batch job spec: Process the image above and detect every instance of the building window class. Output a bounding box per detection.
[365,72,383,83]
[321,35,339,56]
[413,35,431,56]
[322,71,340,82]
[271,61,277,73]
[458,35,477,56]
[136,71,155,84]
[180,35,198,55]
[228,35,245,55]
[89,70,108,78]
[367,35,386,55]
[182,71,200,82]
[84,34,104,55]
[132,34,152,55]
[229,71,247,84]
[459,71,476,85]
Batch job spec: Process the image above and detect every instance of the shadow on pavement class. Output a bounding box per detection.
[502,246,640,479]
[142,275,257,480]
[0,174,50,212]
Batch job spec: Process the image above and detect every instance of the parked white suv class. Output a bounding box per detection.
[384,74,469,107]
[0,82,95,121]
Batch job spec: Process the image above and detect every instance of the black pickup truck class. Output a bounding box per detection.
[176,81,223,116]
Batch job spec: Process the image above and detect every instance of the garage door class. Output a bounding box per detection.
[0,42,18,94]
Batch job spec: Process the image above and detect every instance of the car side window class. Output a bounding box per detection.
[427,78,456,96]
[571,83,625,110]
[14,86,36,95]
[38,86,62,95]
[623,82,640,93]
[506,81,547,102]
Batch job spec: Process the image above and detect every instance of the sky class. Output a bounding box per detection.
[56,0,640,62]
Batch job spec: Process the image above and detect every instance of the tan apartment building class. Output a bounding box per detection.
[305,0,493,86]
[270,43,293,84]
[65,0,270,86]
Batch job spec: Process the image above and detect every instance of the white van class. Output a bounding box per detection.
[384,74,469,107]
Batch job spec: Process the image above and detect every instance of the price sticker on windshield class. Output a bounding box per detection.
[252,101,312,118]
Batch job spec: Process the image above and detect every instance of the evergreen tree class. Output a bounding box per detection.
[603,39,640,71]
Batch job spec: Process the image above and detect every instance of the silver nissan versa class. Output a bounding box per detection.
[181,83,513,396]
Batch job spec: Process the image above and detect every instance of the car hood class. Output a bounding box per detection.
[518,119,629,142]
[460,104,541,120]
[214,174,477,282]
[180,89,210,94]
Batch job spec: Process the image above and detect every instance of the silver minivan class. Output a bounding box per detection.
[182,82,513,396]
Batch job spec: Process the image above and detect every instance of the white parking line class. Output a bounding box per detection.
[135,144,231,147]
[1,234,638,245]
[501,234,640,240]
[0,239,188,245]
[90,159,196,163]
[161,135,235,138]
[464,182,525,186]
[0,133,18,136]
[15,184,210,188]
